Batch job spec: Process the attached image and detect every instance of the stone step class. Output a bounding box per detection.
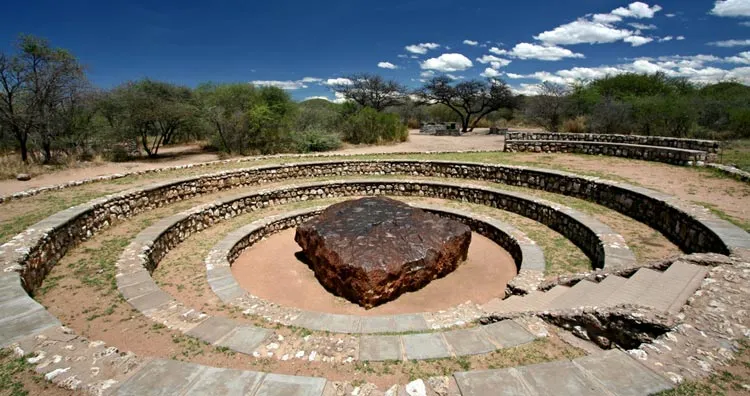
[574,275,628,308]
[603,268,662,307]
[527,285,570,311]
[454,349,672,396]
[546,280,598,310]
[639,261,708,312]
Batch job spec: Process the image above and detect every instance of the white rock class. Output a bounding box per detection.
[281,354,289,361]
[267,343,279,350]
[295,350,305,359]
[27,352,46,364]
[405,379,426,396]
[45,367,70,380]
[308,351,317,361]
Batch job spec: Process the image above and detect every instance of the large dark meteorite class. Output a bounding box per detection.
[294,197,471,308]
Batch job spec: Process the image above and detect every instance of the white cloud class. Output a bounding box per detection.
[666,13,676,17]
[397,54,408,58]
[726,51,750,64]
[480,68,502,78]
[708,39,750,47]
[333,92,348,104]
[463,40,479,46]
[742,21,750,26]
[629,22,658,30]
[405,42,440,54]
[506,73,525,79]
[476,54,512,69]
[420,70,436,78]
[420,53,473,72]
[491,43,585,61]
[593,13,622,23]
[676,35,686,40]
[535,20,633,45]
[446,74,464,80]
[251,80,307,90]
[324,78,353,86]
[659,36,673,42]
[611,2,663,19]
[624,35,654,46]
[711,0,750,17]
[511,83,543,95]
[301,77,322,83]
[377,61,398,69]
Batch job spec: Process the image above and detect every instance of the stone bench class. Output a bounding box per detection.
[504,140,709,166]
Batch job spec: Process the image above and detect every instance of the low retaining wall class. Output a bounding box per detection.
[505,140,708,166]
[507,132,720,154]
[3,160,748,297]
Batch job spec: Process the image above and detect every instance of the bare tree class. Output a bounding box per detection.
[415,76,514,132]
[330,73,406,111]
[524,81,570,132]
[0,35,85,162]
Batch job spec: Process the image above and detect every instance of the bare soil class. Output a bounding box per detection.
[232,229,516,315]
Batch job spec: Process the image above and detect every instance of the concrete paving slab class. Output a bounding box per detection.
[359,316,396,334]
[443,327,497,356]
[208,274,237,291]
[517,360,606,396]
[390,314,429,332]
[402,333,451,360]
[0,306,60,347]
[214,284,245,301]
[218,326,272,355]
[116,359,202,396]
[119,280,161,300]
[359,335,402,361]
[126,290,173,312]
[254,373,327,396]
[186,316,239,344]
[183,366,265,395]
[0,274,27,302]
[454,368,530,396]
[0,296,45,320]
[481,320,535,348]
[291,312,361,333]
[574,350,673,396]
[116,271,153,288]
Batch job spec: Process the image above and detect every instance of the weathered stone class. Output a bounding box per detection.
[295,197,471,308]
[16,173,31,181]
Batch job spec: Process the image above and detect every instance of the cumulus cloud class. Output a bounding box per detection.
[491,43,584,61]
[676,35,686,40]
[629,22,658,30]
[463,40,479,46]
[476,54,512,69]
[506,73,525,79]
[511,83,543,96]
[377,61,398,69]
[507,55,750,86]
[420,70,436,78]
[708,39,750,47]
[535,20,633,45]
[301,77,322,83]
[659,36,674,42]
[593,13,623,23]
[405,42,440,54]
[303,96,331,101]
[624,35,654,46]
[726,51,750,64]
[711,0,750,17]
[420,53,474,72]
[480,68,502,78]
[324,78,353,86]
[611,2,663,18]
[250,80,307,90]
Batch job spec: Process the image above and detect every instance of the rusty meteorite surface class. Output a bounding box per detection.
[294,197,471,309]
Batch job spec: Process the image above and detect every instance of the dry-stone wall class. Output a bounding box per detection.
[507,132,720,153]
[3,160,748,296]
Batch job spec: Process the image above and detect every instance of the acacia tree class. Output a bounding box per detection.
[331,73,406,111]
[415,76,514,132]
[525,81,570,132]
[0,35,85,162]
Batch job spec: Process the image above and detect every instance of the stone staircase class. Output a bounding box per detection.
[482,261,708,314]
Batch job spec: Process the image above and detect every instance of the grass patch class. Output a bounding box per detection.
[718,139,750,172]
[697,201,750,232]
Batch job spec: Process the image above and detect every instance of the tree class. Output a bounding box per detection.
[331,73,406,111]
[0,35,86,162]
[524,82,570,132]
[196,82,258,153]
[105,79,196,157]
[415,76,514,132]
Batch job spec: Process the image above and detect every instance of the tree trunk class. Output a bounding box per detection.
[20,140,28,163]
[42,141,52,164]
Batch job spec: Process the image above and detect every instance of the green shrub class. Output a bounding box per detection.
[294,129,342,152]
[342,107,408,144]
[729,108,750,138]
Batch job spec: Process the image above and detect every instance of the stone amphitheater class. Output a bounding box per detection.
[1,134,749,396]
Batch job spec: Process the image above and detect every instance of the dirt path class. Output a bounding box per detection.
[0,130,508,196]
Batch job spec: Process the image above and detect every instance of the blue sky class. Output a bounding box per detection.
[2,0,750,100]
